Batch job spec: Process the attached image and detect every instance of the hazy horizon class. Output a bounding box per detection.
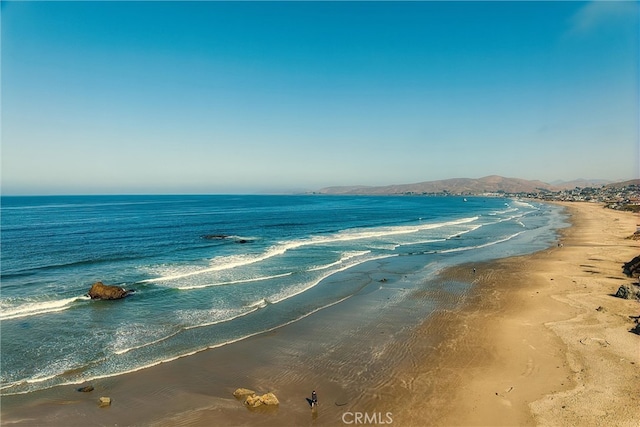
[2,1,638,195]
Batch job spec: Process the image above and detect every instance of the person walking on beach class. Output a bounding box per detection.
[311,390,318,408]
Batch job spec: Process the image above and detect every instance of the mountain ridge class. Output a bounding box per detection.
[316,175,625,195]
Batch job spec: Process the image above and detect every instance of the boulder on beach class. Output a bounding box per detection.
[245,394,263,408]
[240,391,280,408]
[233,388,256,398]
[87,282,133,300]
[260,392,279,406]
[77,385,94,392]
[622,255,640,278]
[631,316,640,335]
[99,396,111,407]
[615,285,632,299]
[234,387,279,408]
[614,285,640,300]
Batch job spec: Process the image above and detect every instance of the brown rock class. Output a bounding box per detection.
[260,392,279,406]
[243,392,279,407]
[245,394,263,408]
[233,388,256,398]
[87,282,132,300]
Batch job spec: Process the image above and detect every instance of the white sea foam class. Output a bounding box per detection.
[182,306,261,330]
[174,272,293,290]
[513,200,537,209]
[114,306,262,355]
[112,329,181,355]
[0,295,90,321]
[307,251,371,271]
[489,207,519,215]
[141,246,296,282]
[439,232,524,254]
[247,298,268,309]
[4,354,81,393]
[492,214,526,225]
[143,217,479,283]
[269,253,395,305]
[0,294,356,397]
[446,224,483,239]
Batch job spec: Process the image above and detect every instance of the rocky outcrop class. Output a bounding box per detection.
[87,282,133,300]
[245,392,279,407]
[622,255,640,278]
[631,316,640,335]
[203,234,229,240]
[615,285,640,300]
[233,388,279,408]
[202,235,252,244]
[259,393,280,406]
[245,394,263,408]
[627,231,640,241]
[615,285,632,299]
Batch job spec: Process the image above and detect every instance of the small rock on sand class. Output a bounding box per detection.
[99,396,111,407]
[233,388,255,398]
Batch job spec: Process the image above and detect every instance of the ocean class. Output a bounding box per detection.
[0,195,567,396]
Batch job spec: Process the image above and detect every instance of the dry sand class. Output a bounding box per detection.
[385,202,639,426]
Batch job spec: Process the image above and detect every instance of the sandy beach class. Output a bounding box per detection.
[2,201,638,426]
[385,201,640,426]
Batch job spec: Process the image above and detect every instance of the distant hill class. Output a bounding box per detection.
[550,178,613,189]
[605,179,640,189]
[317,175,559,195]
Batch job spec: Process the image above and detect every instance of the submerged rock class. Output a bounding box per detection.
[87,282,133,300]
[77,385,94,392]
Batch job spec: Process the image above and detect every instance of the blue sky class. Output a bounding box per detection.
[2,1,638,194]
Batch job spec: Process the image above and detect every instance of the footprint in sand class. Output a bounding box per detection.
[521,357,535,377]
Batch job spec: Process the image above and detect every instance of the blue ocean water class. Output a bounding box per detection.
[0,195,567,395]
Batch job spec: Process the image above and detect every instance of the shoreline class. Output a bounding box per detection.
[2,201,638,425]
[384,201,639,426]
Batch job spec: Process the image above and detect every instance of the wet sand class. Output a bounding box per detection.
[2,202,638,426]
[385,202,640,426]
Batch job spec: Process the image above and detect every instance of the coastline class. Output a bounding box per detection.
[384,201,639,426]
[2,201,638,426]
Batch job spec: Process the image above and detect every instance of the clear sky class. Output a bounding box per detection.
[2,1,638,195]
